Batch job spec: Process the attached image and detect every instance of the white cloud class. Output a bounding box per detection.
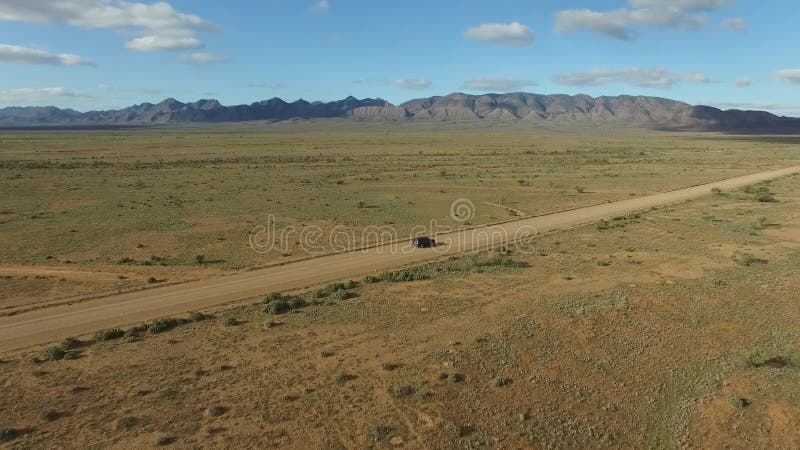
[0,87,91,104]
[551,67,714,89]
[462,76,538,92]
[682,72,716,84]
[774,69,800,85]
[735,77,751,87]
[390,79,432,90]
[463,22,535,47]
[0,1,215,52]
[552,68,677,88]
[309,0,329,13]
[628,0,732,10]
[555,0,731,40]
[126,36,202,51]
[0,43,94,66]
[721,18,747,31]
[178,52,230,64]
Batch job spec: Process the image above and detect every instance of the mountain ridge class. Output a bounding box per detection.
[2,92,799,132]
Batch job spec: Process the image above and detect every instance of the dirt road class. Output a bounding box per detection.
[2,166,799,353]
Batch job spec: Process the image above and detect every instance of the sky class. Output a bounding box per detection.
[1,0,800,115]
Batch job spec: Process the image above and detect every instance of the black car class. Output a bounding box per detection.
[412,236,436,248]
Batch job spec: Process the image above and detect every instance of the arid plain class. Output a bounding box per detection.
[1,127,800,448]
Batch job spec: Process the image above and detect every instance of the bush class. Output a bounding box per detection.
[60,337,80,350]
[123,329,138,343]
[369,423,391,441]
[146,318,183,334]
[734,252,764,267]
[334,372,354,383]
[208,405,226,417]
[444,423,463,438]
[388,385,415,398]
[490,377,511,388]
[363,275,380,284]
[264,293,304,314]
[188,311,205,322]
[447,373,464,383]
[195,254,206,265]
[0,428,18,443]
[117,257,135,264]
[745,347,767,367]
[40,409,59,422]
[43,346,66,361]
[95,328,124,341]
[711,187,723,195]
[728,396,749,408]
[154,436,173,446]
[757,193,777,203]
[332,288,349,301]
[381,362,398,371]
[264,297,290,315]
[223,317,238,327]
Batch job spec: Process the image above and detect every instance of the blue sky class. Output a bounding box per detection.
[1,0,800,115]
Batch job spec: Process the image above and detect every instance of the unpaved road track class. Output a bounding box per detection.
[2,166,799,353]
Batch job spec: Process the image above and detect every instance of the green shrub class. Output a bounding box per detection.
[195,254,206,265]
[332,288,349,301]
[208,405,226,417]
[745,347,767,367]
[264,293,304,314]
[444,423,463,438]
[447,373,464,383]
[369,423,391,441]
[381,362,398,371]
[734,252,764,267]
[154,436,173,446]
[264,297,290,315]
[757,193,777,203]
[188,311,205,322]
[363,275,380,284]
[334,372,354,383]
[389,385,415,398]
[728,396,748,408]
[95,328,124,341]
[0,428,19,442]
[40,409,59,422]
[60,337,80,350]
[123,329,138,343]
[43,346,66,361]
[146,318,183,334]
[490,377,511,387]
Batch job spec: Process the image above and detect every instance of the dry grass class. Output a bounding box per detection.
[1,155,799,448]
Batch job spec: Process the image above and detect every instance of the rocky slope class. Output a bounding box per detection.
[1,93,798,132]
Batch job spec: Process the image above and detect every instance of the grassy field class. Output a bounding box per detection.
[1,160,799,448]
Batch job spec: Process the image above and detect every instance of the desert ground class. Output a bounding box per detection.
[1,127,800,448]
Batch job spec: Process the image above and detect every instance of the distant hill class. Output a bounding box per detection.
[2,93,799,132]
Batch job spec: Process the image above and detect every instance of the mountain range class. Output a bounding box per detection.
[2,93,799,132]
